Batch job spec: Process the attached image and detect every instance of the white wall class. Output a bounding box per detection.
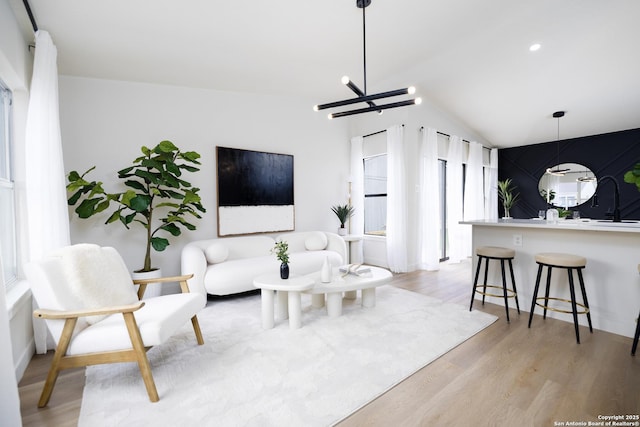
[59,76,351,277]
[347,92,490,270]
[1,0,34,417]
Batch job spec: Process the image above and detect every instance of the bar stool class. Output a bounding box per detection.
[469,246,520,322]
[528,252,593,344]
[632,263,640,356]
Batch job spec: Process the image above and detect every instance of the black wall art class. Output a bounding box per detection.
[216,146,294,236]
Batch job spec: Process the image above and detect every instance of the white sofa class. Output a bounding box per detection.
[181,231,346,296]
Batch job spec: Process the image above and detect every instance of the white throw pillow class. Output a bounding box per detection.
[53,244,139,325]
[304,232,328,251]
[205,243,229,264]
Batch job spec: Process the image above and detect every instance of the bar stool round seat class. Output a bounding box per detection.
[477,246,515,259]
[469,246,520,322]
[528,252,593,344]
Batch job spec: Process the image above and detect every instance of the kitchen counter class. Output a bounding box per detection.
[462,219,640,338]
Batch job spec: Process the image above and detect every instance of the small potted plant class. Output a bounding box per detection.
[624,161,640,190]
[331,204,355,236]
[497,179,520,219]
[272,240,290,279]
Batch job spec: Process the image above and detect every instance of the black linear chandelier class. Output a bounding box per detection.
[314,0,421,119]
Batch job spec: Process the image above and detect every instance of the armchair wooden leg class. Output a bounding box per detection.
[38,318,77,407]
[123,312,159,402]
[191,315,204,345]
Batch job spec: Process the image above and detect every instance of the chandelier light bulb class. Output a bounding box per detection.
[408,86,416,95]
[341,76,350,85]
[328,113,334,120]
[414,97,422,105]
[313,105,319,111]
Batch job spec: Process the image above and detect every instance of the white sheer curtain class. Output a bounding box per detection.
[350,136,364,263]
[463,141,485,256]
[386,125,408,273]
[484,148,499,220]
[446,135,465,263]
[417,128,441,271]
[25,31,70,353]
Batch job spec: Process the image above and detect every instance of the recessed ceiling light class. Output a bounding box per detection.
[529,43,541,52]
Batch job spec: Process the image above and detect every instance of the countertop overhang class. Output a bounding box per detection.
[461,218,640,233]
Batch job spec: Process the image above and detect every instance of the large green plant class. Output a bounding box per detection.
[497,178,520,218]
[66,140,206,272]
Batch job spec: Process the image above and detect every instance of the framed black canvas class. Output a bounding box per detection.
[216,146,294,236]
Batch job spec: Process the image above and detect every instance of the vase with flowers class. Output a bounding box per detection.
[272,240,290,279]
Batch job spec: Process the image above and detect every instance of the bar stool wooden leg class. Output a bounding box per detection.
[508,259,521,314]
[632,311,640,356]
[482,258,490,305]
[470,256,483,311]
[528,264,544,328]
[577,268,593,333]
[543,266,552,320]
[567,268,581,344]
[500,259,510,322]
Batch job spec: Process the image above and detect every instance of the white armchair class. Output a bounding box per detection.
[26,244,206,407]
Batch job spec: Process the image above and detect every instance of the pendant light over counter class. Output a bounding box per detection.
[313,0,421,119]
[546,111,571,176]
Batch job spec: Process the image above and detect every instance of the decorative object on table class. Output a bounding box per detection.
[216,146,294,236]
[66,140,206,277]
[497,178,520,219]
[272,240,290,279]
[339,263,372,277]
[623,161,640,191]
[546,208,559,222]
[331,203,355,236]
[320,256,333,283]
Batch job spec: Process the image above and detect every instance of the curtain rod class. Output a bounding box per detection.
[419,126,471,144]
[23,0,38,32]
[363,124,404,139]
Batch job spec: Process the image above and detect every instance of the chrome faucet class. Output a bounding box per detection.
[591,175,621,222]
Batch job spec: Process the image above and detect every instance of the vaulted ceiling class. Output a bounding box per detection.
[13,0,640,147]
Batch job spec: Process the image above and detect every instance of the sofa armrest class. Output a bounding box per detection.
[181,244,208,298]
[325,232,347,265]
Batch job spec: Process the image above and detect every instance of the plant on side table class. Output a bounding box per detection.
[66,140,206,289]
[272,241,290,279]
[497,178,520,219]
[331,204,355,236]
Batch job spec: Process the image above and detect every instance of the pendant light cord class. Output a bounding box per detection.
[362,5,367,95]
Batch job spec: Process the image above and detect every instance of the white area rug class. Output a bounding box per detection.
[79,286,497,426]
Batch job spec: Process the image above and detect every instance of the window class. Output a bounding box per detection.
[363,154,387,236]
[0,81,17,288]
[438,159,447,261]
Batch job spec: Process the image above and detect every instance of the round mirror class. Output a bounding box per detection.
[538,163,597,208]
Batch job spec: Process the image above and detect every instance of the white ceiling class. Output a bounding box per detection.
[15,0,640,147]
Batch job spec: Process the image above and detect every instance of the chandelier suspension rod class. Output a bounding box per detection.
[362,4,367,95]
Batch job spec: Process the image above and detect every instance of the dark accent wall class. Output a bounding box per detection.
[498,128,640,220]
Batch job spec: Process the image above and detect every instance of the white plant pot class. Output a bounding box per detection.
[131,268,163,299]
[338,227,347,236]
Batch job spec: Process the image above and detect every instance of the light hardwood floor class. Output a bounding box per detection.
[19,260,640,426]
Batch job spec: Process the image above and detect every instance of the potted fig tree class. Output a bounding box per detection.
[66,140,206,295]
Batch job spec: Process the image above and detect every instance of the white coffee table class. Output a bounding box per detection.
[253,273,315,329]
[304,266,392,317]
